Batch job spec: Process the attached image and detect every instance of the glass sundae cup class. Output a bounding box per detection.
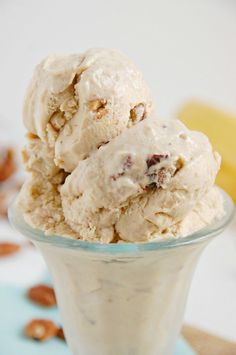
[9,188,234,355]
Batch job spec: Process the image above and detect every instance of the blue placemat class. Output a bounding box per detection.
[0,285,196,355]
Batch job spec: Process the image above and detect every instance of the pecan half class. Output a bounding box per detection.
[0,148,16,182]
[25,319,58,341]
[0,242,21,257]
[27,284,56,307]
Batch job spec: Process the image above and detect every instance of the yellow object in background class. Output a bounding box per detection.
[178,101,236,203]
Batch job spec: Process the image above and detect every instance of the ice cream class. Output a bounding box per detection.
[36,232,208,355]
[13,48,230,355]
[17,48,223,243]
[23,48,153,172]
[61,117,222,243]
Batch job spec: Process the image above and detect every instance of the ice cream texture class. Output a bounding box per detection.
[23,48,153,172]
[18,48,223,243]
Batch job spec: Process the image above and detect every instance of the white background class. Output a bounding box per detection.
[0,0,236,342]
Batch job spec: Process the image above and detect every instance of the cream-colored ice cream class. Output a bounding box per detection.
[14,48,228,355]
[23,48,153,172]
[36,231,209,355]
[18,48,223,243]
[60,117,222,242]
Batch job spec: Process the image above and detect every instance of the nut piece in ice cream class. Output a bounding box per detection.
[88,99,108,119]
[129,103,146,124]
[23,48,153,172]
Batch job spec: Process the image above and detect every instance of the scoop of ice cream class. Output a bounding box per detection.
[18,48,223,243]
[60,117,221,242]
[23,48,153,172]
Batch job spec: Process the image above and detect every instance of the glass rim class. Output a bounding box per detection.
[8,187,235,254]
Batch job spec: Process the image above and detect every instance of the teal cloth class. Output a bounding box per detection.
[0,285,196,355]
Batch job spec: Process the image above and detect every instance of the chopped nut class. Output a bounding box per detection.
[26,132,39,140]
[88,99,108,120]
[27,285,57,307]
[51,170,68,185]
[48,96,59,115]
[175,157,185,173]
[145,166,174,191]
[0,242,21,257]
[130,104,146,122]
[88,99,108,119]
[47,75,79,126]
[25,319,58,341]
[57,327,66,341]
[96,107,108,119]
[88,99,106,111]
[31,185,41,198]
[0,148,16,182]
[60,97,78,120]
[146,154,169,169]
[50,112,66,131]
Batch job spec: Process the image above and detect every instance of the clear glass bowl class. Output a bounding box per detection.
[9,188,235,355]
